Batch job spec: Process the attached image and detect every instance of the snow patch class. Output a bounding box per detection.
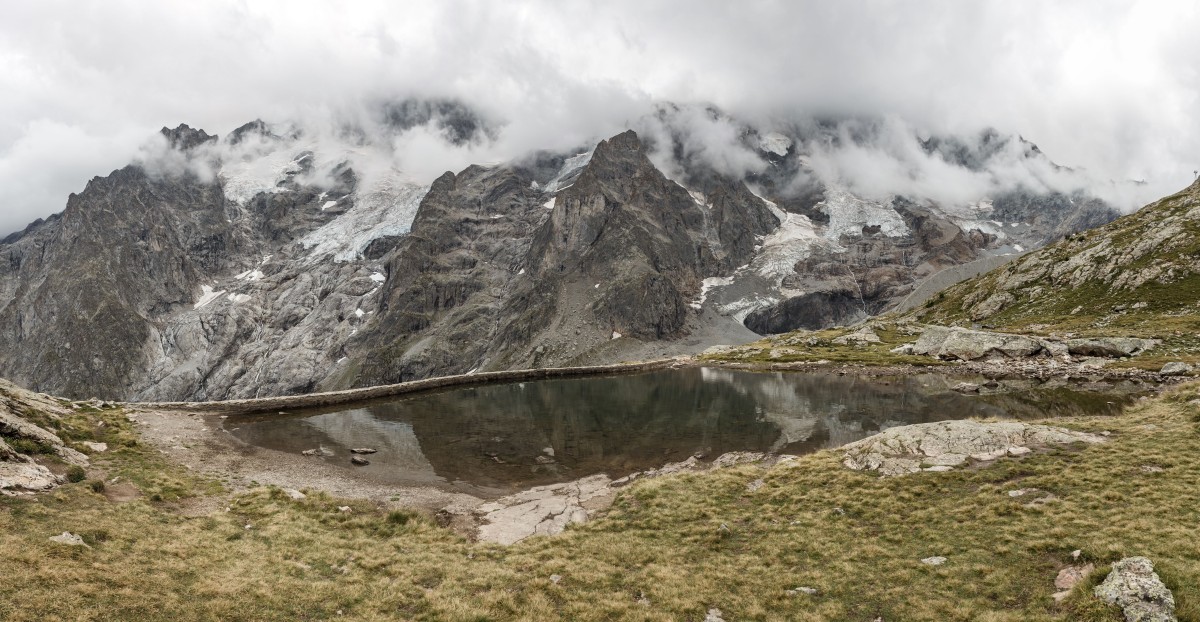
[220,147,307,205]
[718,293,782,323]
[543,197,556,210]
[227,293,251,304]
[758,132,793,157]
[542,149,594,193]
[820,186,908,241]
[687,189,709,208]
[751,199,824,287]
[611,331,622,340]
[369,272,386,283]
[193,285,226,310]
[235,269,265,281]
[300,183,429,262]
[321,200,338,211]
[354,308,364,318]
[689,276,734,310]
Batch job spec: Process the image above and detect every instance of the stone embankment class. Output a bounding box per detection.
[131,359,683,416]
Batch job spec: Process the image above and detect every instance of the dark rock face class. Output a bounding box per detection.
[355,130,778,385]
[160,124,217,151]
[0,165,233,398]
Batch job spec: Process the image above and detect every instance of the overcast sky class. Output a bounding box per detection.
[1,0,1197,234]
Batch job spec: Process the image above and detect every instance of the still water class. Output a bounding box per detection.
[224,368,1148,496]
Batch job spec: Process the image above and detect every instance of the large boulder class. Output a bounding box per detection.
[911,326,1049,361]
[1094,557,1176,622]
[1066,338,1159,358]
[842,420,1107,476]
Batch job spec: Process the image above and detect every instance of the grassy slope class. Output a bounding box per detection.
[910,180,1200,369]
[698,322,946,368]
[4,385,1200,620]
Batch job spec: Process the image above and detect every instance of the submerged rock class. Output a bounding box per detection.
[1094,557,1176,622]
[841,420,1106,476]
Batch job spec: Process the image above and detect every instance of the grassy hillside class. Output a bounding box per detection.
[914,179,1200,342]
[3,379,1200,620]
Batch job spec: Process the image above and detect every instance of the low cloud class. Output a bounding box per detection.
[1,1,1196,234]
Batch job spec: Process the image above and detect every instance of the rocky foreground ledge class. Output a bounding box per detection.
[0,380,91,495]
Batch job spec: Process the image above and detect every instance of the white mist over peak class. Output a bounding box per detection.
[2,2,1198,235]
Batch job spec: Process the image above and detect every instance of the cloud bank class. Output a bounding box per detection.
[1,0,1197,234]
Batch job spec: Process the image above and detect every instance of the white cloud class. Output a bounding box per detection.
[0,0,1197,234]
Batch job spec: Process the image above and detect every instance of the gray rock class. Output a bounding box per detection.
[48,531,90,548]
[1159,362,1194,376]
[921,556,947,566]
[952,382,981,393]
[705,608,727,622]
[1094,557,1176,622]
[911,326,1049,361]
[1065,338,1159,358]
[349,448,377,454]
[349,456,369,466]
[832,328,881,345]
[284,488,306,500]
[842,420,1106,476]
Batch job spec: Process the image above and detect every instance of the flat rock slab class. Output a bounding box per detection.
[842,420,1106,476]
[475,474,614,545]
[473,451,779,545]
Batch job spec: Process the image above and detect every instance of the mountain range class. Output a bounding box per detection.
[0,101,1128,400]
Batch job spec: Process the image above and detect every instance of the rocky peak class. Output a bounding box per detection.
[160,124,217,151]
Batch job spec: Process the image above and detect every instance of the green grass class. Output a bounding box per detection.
[4,383,1200,619]
[700,323,946,368]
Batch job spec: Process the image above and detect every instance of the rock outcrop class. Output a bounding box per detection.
[1094,557,1177,622]
[909,326,1158,362]
[0,379,89,495]
[841,420,1106,476]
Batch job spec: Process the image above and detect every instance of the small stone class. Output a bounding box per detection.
[338,506,352,513]
[952,382,981,393]
[549,574,562,584]
[921,556,947,566]
[1071,550,1082,560]
[1008,489,1032,497]
[350,456,370,466]
[705,608,726,622]
[1141,465,1165,474]
[349,448,377,454]
[746,478,765,492]
[284,488,306,500]
[1052,590,1072,602]
[48,531,90,548]
[1055,564,1094,590]
[1007,446,1032,456]
[923,465,954,472]
[534,455,555,464]
[301,449,318,456]
[542,447,555,457]
[795,587,818,595]
[80,441,108,453]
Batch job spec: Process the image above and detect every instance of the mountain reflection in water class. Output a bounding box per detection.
[224,368,1146,496]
